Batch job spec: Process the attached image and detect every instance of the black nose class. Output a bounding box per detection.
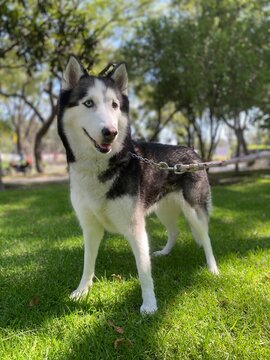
[101,127,118,142]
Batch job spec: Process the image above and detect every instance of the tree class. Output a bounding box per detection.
[122,0,270,160]
[0,0,99,172]
[206,1,270,159]
[0,155,3,191]
[174,0,270,158]
[0,120,12,190]
[122,14,224,159]
[0,0,152,172]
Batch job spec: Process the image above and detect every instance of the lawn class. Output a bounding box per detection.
[0,177,270,359]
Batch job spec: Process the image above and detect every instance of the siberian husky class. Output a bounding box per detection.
[57,55,218,314]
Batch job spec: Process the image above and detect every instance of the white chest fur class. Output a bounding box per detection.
[70,163,110,207]
[69,162,135,235]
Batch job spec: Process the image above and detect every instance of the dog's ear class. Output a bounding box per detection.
[62,55,87,90]
[110,62,128,96]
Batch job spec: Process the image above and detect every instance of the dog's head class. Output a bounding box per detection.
[58,55,129,162]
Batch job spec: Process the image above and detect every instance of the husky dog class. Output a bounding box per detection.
[57,55,218,314]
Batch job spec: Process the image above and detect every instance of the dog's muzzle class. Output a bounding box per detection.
[82,127,117,154]
[101,127,118,142]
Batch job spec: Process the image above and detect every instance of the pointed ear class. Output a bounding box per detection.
[110,63,128,96]
[62,55,86,90]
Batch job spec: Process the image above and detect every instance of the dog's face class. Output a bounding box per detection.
[58,56,129,161]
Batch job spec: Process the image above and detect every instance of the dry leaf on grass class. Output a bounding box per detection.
[29,295,40,307]
[107,320,124,334]
[114,338,133,349]
[111,274,122,281]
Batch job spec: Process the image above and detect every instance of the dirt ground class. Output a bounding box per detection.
[2,173,69,189]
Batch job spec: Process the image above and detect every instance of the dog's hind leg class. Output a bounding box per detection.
[70,214,104,300]
[179,193,219,275]
[153,195,180,257]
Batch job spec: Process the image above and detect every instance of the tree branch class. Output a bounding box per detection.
[222,115,235,130]
[24,112,36,139]
[0,42,19,57]
[150,108,180,141]
[0,90,45,123]
[93,0,150,40]
[0,64,28,70]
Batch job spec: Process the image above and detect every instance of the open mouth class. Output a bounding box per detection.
[82,128,112,154]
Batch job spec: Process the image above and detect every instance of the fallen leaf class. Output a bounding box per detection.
[107,320,124,334]
[114,338,133,349]
[29,295,40,307]
[115,327,124,334]
[111,274,122,281]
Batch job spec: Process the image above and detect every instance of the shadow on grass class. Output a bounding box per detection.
[208,169,270,186]
[0,181,270,358]
[212,180,270,212]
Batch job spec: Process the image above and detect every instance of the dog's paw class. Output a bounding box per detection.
[208,264,219,275]
[140,301,158,315]
[152,249,169,257]
[69,287,90,300]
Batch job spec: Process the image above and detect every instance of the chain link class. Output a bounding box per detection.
[129,152,185,173]
[129,152,170,169]
[129,151,218,174]
[129,151,270,175]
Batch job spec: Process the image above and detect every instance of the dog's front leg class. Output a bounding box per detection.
[70,220,104,300]
[127,224,157,314]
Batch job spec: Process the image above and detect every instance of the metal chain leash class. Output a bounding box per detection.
[129,152,182,172]
[129,151,270,175]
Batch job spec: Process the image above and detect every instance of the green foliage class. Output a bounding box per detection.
[122,0,270,158]
[0,120,13,153]
[0,178,270,359]
[0,120,12,133]
[1,0,269,164]
[0,0,155,172]
[0,0,154,75]
[0,0,98,74]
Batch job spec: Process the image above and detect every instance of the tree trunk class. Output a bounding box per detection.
[206,139,218,162]
[192,120,205,160]
[185,123,194,148]
[0,154,4,191]
[234,127,249,172]
[197,131,205,160]
[206,112,221,161]
[186,109,206,160]
[34,137,43,173]
[222,116,249,172]
[239,129,249,155]
[150,107,162,141]
[16,127,23,156]
[34,108,57,173]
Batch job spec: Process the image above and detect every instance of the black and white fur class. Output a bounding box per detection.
[57,56,218,314]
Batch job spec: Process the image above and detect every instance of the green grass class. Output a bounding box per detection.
[0,177,270,359]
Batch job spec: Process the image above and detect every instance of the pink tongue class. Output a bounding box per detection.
[100,144,111,151]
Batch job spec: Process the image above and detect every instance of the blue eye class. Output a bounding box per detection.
[83,99,94,108]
